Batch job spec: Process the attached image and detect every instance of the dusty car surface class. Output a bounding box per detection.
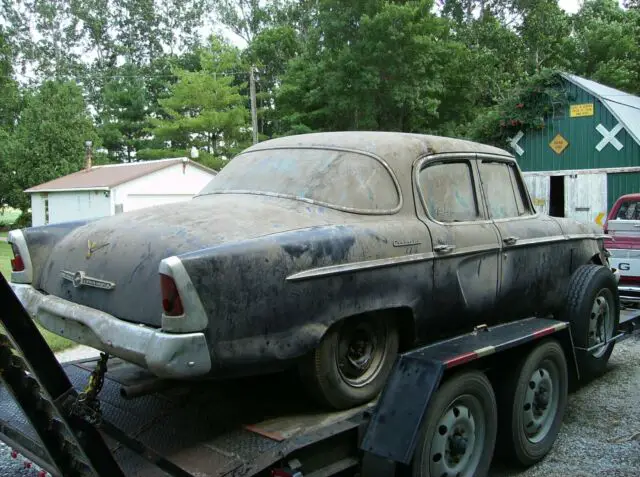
[8,131,620,410]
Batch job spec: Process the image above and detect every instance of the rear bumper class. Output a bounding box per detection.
[9,283,212,379]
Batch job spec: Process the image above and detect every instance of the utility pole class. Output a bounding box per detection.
[249,65,258,144]
[84,140,93,171]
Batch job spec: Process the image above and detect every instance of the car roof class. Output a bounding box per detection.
[615,192,640,202]
[241,131,513,170]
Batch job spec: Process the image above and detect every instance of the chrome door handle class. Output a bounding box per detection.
[434,244,455,253]
[503,236,518,245]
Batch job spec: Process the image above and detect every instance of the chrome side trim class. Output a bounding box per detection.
[7,229,33,284]
[286,252,436,281]
[287,243,501,282]
[502,233,606,248]
[159,256,209,333]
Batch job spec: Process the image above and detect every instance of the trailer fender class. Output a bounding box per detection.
[359,318,578,466]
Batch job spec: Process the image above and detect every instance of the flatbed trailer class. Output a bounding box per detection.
[1,273,639,477]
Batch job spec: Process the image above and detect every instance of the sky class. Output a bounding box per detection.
[559,0,626,12]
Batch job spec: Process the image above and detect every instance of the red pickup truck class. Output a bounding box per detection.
[605,192,640,306]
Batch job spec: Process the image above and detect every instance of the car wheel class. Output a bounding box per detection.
[560,264,619,380]
[410,370,497,477]
[299,313,399,410]
[496,339,568,467]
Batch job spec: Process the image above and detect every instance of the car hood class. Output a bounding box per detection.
[37,193,351,327]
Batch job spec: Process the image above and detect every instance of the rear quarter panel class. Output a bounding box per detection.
[17,220,94,289]
[177,220,434,372]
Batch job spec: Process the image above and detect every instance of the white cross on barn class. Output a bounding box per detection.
[509,130,524,156]
[595,123,624,152]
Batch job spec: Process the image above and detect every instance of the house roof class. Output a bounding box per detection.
[562,73,640,146]
[25,157,217,193]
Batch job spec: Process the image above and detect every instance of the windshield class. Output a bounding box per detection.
[197,147,401,213]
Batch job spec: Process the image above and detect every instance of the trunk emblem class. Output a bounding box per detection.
[61,270,116,290]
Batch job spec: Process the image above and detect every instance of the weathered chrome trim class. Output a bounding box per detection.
[7,229,33,284]
[197,145,404,216]
[286,252,436,281]
[159,256,209,333]
[287,243,501,281]
[60,270,116,290]
[501,233,606,248]
[9,283,211,379]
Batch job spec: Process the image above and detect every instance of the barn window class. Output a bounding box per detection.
[44,196,49,225]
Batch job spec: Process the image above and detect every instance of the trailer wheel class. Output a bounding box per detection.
[299,314,399,410]
[410,370,497,477]
[560,264,619,380]
[497,339,568,467]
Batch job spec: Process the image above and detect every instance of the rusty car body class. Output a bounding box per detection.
[8,131,614,409]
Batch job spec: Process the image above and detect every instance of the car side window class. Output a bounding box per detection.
[615,200,640,220]
[479,161,531,219]
[419,161,480,222]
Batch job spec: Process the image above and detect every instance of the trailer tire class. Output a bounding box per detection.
[299,313,399,410]
[410,370,497,477]
[560,264,619,380]
[496,339,568,467]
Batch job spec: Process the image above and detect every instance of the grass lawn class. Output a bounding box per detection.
[0,241,75,353]
[0,208,21,226]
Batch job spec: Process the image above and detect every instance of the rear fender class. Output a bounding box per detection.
[9,220,93,286]
[177,223,427,367]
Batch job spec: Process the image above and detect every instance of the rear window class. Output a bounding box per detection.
[615,200,640,220]
[197,148,400,213]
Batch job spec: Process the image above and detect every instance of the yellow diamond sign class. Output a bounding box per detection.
[549,134,569,155]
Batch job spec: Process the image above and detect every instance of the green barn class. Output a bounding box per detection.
[510,73,640,228]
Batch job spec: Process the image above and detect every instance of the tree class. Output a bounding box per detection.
[6,81,100,211]
[276,0,458,133]
[146,35,250,168]
[570,0,640,93]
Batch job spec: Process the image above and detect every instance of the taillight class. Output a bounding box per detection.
[10,244,25,272]
[160,273,184,316]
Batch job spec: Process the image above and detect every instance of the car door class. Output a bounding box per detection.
[414,154,502,336]
[475,155,567,321]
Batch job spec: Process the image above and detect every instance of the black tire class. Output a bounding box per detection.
[560,264,620,380]
[410,370,497,477]
[496,339,569,467]
[299,313,399,410]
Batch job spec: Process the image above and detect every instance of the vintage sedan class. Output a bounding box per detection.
[8,132,619,410]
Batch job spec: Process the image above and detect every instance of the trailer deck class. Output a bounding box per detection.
[0,355,374,477]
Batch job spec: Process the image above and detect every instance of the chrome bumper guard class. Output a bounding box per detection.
[9,284,212,379]
[618,284,640,303]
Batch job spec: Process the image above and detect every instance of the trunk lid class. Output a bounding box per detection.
[37,194,350,327]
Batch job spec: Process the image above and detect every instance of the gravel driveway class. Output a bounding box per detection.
[0,337,639,476]
[490,334,640,477]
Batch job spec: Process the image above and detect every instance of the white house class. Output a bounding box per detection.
[25,158,218,227]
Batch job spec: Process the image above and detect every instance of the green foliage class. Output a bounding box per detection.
[465,69,571,146]
[5,81,99,211]
[148,35,251,160]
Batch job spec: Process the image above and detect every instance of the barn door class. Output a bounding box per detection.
[564,173,607,228]
[523,174,550,215]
